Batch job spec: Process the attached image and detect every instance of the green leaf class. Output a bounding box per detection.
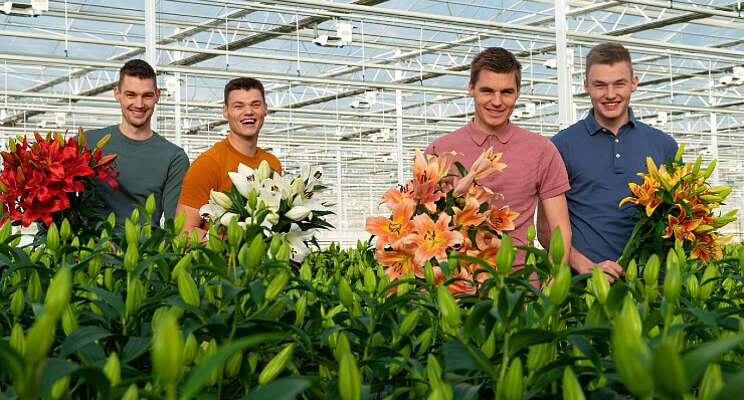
[604,282,629,314]
[453,382,482,400]
[454,161,468,177]
[132,253,175,280]
[80,286,125,320]
[683,332,744,385]
[509,329,557,358]
[238,377,311,400]
[442,341,482,372]
[121,336,151,362]
[40,359,79,397]
[713,368,744,400]
[69,366,111,398]
[180,333,287,399]
[59,326,112,359]
[0,342,25,389]
[464,301,493,342]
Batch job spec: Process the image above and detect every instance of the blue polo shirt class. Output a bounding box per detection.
[551,108,677,264]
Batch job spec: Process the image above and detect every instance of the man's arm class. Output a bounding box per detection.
[568,246,623,282]
[536,194,571,264]
[162,150,190,225]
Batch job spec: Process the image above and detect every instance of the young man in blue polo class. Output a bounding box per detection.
[544,42,678,282]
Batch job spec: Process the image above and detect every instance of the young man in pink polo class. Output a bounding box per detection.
[426,47,571,268]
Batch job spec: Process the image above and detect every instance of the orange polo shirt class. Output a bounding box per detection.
[178,138,281,210]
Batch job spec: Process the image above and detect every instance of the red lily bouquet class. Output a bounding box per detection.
[0,129,118,228]
[618,145,737,266]
[366,148,519,295]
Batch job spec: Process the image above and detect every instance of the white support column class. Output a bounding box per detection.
[336,150,344,245]
[394,53,405,186]
[174,72,181,146]
[710,112,719,185]
[145,0,158,129]
[555,0,574,129]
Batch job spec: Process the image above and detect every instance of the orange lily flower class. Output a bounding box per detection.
[690,233,723,264]
[410,180,443,213]
[470,147,507,180]
[619,177,662,217]
[487,205,519,234]
[366,198,416,249]
[453,197,487,227]
[377,243,424,280]
[404,213,463,266]
[433,266,476,295]
[379,187,412,210]
[662,204,701,242]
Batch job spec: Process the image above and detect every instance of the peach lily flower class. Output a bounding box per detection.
[404,213,463,266]
[377,243,424,280]
[453,197,487,227]
[487,206,519,234]
[366,198,416,250]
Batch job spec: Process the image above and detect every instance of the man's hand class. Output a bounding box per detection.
[569,247,624,283]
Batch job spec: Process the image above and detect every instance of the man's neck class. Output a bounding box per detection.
[473,118,510,136]
[594,110,629,135]
[119,121,154,141]
[228,133,258,157]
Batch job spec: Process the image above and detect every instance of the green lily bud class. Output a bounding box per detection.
[227,217,242,247]
[425,261,435,285]
[294,295,307,327]
[700,263,719,301]
[10,323,25,355]
[437,284,461,330]
[247,188,258,211]
[610,312,653,398]
[643,254,660,285]
[265,297,288,320]
[496,233,514,273]
[673,143,684,162]
[503,357,524,400]
[549,226,565,265]
[225,350,243,378]
[592,267,610,305]
[338,352,362,400]
[550,263,571,307]
[177,271,201,308]
[269,234,282,257]
[363,267,377,293]
[59,218,71,242]
[0,219,12,243]
[333,332,351,362]
[171,254,192,281]
[145,194,156,217]
[10,288,25,317]
[626,259,638,281]
[527,342,555,374]
[426,353,443,385]
[173,210,186,235]
[338,277,353,308]
[526,224,536,243]
[299,262,312,282]
[106,212,116,230]
[664,250,682,303]
[124,218,138,246]
[258,343,295,385]
[684,274,699,301]
[652,342,688,397]
[50,376,70,400]
[24,313,56,363]
[121,384,138,400]
[416,327,433,357]
[702,159,717,179]
[44,266,72,318]
[123,243,139,272]
[151,310,184,384]
[481,328,497,359]
[129,208,140,225]
[46,222,60,251]
[183,333,197,365]
[398,309,422,339]
[27,270,42,302]
[103,352,121,387]
[698,363,723,400]
[619,294,642,338]
[265,272,290,302]
[257,160,272,181]
[243,234,266,271]
[125,278,145,318]
[562,367,586,400]
[104,268,113,291]
[61,304,78,335]
[275,242,290,262]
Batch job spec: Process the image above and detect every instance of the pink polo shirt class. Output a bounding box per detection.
[426,119,569,266]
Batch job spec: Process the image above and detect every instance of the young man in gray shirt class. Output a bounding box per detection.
[85,59,189,227]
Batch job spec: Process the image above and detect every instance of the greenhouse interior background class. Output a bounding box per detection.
[1,0,743,246]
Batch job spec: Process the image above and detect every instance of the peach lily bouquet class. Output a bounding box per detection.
[617,144,737,267]
[366,147,519,295]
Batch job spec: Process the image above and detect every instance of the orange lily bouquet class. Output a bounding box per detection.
[365,148,519,295]
[618,144,737,267]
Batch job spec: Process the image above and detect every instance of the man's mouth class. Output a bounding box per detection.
[241,118,257,126]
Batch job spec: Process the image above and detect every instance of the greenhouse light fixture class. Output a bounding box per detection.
[1,0,48,17]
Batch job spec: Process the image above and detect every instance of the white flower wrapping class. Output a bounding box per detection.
[199,160,330,261]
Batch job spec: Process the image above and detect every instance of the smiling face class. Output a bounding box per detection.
[584,61,638,130]
[113,75,160,130]
[223,88,267,140]
[468,69,520,135]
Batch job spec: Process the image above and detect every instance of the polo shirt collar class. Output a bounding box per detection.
[467,118,515,146]
[584,107,638,136]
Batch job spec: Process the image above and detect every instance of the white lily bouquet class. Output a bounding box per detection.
[199,160,333,262]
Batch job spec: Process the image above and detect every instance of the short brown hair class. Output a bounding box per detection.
[585,42,633,78]
[119,59,157,88]
[470,47,521,87]
[224,77,265,104]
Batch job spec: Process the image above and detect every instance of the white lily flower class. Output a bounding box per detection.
[210,190,233,210]
[270,175,293,200]
[199,201,225,220]
[285,205,312,221]
[227,172,249,198]
[257,188,281,213]
[283,224,313,262]
[219,212,240,227]
[306,166,323,190]
[291,178,305,198]
[237,163,255,179]
[264,212,279,226]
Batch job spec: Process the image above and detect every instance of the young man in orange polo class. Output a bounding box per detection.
[175,77,281,239]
